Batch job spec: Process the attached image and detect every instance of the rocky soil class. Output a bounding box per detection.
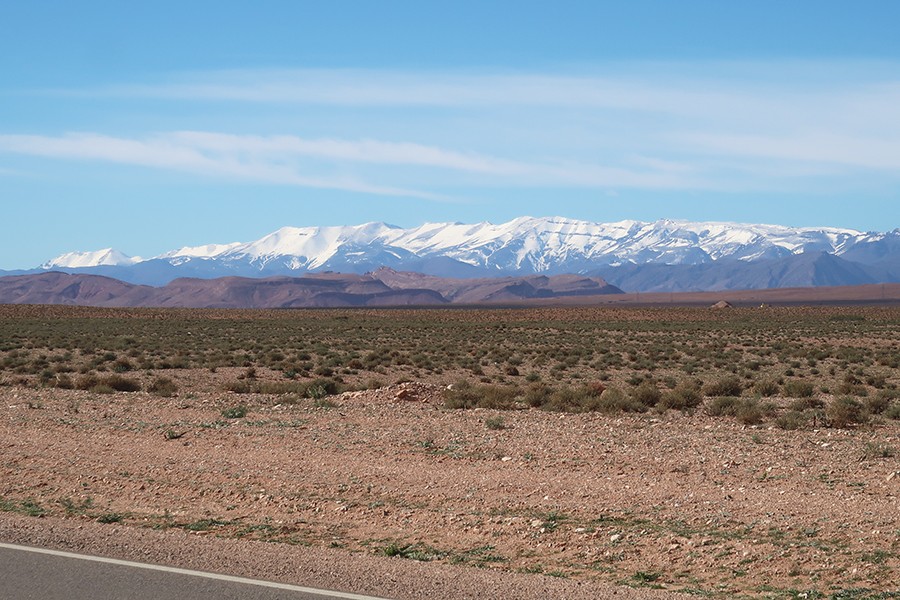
[2,381,898,598]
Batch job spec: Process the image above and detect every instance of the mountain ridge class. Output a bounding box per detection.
[15,216,900,292]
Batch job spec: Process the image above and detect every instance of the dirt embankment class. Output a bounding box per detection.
[2,382,898,598]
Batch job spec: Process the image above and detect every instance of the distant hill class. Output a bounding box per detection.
[0,271,623,308]
[591,252,879,293]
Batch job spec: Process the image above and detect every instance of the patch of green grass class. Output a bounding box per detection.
[830,589,900,600]
[183,518,231,531]
[59,496,94,515]
[96,512,125,524]
[221,404,248,419]
[537,510,568,532]
[380,542,448,562]
[449,545,506,567]
[860,549,893,564]
[861,442,895,459]
[19,498,46,517]
[484,416,506,430]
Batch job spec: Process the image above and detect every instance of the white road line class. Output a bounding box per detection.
[0,542,393,600]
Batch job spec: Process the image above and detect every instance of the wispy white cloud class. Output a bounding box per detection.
[678,132,900,170]
[86,64,900,129]
[166,131,524,174]
[0,131,711,193]
[11,62,900,195]
[0,132,450,199]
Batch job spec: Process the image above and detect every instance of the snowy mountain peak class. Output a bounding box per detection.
[42,248,136,269]
[159,242,244,260]
[29,217,899,290]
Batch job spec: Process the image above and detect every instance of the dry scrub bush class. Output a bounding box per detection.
[75,373,141,393]
[865,389,899,415]
[705,397,774,425]
[782,379,815,398]
[223,378,343,398]
[776,410,809,430]
[789,397,824,411]
[53,373,74,389]
[587,387,646,414]
[443,381,518,410]
[630,382,661,408]
[885,402,900,420]
[703,376,743,397]
[753,379,780,397]
[660,382,702,411]
[825,396,868,428]
[149,376,178,397]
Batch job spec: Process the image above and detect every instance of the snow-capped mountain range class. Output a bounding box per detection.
[21,217,900,292]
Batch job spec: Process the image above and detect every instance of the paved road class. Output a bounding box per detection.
[0,543,391,600]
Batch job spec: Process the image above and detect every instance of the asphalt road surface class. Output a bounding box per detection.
[0,543,392,600]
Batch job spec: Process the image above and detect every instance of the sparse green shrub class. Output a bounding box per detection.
[221,377,342,397]
[223,380,253,394]
[545,386,594,413]
[523,383,553,408]
[837,381,869,396]
[660,382,702,411]
[54,373,74,389]
[20,498,46,517]
[783,379,815,399]
[97,513,124,524]
[303,378,342,398]
[825,396,868,428]
[736,399,774,425]
[443,381,518,410]
[754,378,780,397]
[789,396,825,411]
[631,382,661,407]
[861,442,895,459]
[59,496,94,515]
[380,542,446,561]
[885,402,900,420]
[776,410,808,430]
[112,358,133,372]
[306,383,329,399]
[254,381,307,395]
[589,387,646,414]
[703,376,743,397]
[706,396,771,425]
[76,373,140,392]
[866,389,899,415]
[221,404,248,419]
[103,375,141,392]
[485,416,506,430]
[74,374,101,390]
[632,571,662,584]
[706,396,740,417]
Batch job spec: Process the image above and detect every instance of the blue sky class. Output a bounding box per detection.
[2,1,900,269]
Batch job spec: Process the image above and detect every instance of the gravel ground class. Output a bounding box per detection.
[0,512,687,600]
[2,381,898,597]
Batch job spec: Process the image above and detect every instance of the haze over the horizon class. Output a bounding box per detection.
[2,1,899,270]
